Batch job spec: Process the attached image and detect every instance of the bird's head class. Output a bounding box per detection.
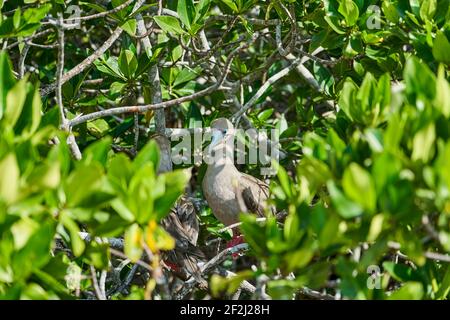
[206,118,235,165]
[209,118,234,149]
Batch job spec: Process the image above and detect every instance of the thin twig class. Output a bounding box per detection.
[217,218,267,234]
[90,266,106,300]
[55,14,82,160]
[5,28,53,50]
[18,44,30,78]
[232,57,304,121]
[110,248,153,271]
[68,46,240,127]
[175,243,249,299]
[40,26,124,97]
[115,263,140,295]
[67,0,134,23]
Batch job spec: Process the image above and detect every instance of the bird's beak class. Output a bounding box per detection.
[209,129,223,151]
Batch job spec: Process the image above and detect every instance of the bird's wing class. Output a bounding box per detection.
[161,210,205,259]
[176,196,200,245]
[161,203,206,285]
[239,173,270,218]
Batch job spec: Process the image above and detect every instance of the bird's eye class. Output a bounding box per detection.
[222,129,228,135]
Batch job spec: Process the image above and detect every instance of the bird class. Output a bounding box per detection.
[151,133,207,288]
[202,118,271,246]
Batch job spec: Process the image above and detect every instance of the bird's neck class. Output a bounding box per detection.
[207,142,236,169]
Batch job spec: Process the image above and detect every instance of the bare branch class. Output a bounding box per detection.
[68,47,240,127]
[232,56,304,120]
[40,26,124,97]
[136,12,166,133]
[55,14,82,160]
[66,0,134,23]
[90,266,106,300]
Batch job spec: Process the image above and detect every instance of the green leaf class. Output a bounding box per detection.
[383,262,422,283]
[433,31,450,64]
[177,0,195,30]
[11,218,38,250]
[118,49,138,78]
[387,282,424,300]
[120,19,137,36]
[419,0,437,21]
[124,223,143,262]
[435,65,450,117]
[173,67,200,87]
[404,57,436,103]
[95,56,125,80]
[60,212,85,257]
[327,180,363,219]
[111,0,131,19]
[82,137,112,167]
[324,15,346,34]
[0,52,16,120]
[153,169,191,220]
[13,8,21,29]
[436,266,450,300]
[87,119,110,138]
[339,78,358,122]
[84,242,110,270]
[13,82,41,137]
[411,123,436,162]
[195,0,211,23]
[275,161,293,199]
[186,103,203,128]
[221,0,238,12]
[0,153,19,204]
[111,198,135,222]
[153,16,185,35]
[338,0,359,26]
[65,163,104,207]
[27,161,61,190]
[22,4,51,24]
[258,108,274,123]
[5,77,28,127]
[342,163,376,213]
[133,140,160,171]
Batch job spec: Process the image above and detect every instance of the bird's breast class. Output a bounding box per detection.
[203,167,242,226]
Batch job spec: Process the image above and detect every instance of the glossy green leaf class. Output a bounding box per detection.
[153,16,185,35]
[342,163,376,213]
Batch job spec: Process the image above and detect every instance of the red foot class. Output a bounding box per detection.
[164,261,180,272]
[226,235,245,259]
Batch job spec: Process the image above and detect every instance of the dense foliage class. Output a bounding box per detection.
[1,0,449,300]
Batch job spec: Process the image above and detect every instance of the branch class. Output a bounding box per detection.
[174,243,249,299]
[220,269,271,300]
[68,47,239,127]
[207,15,280,26]
[40,26,124,97]
[285,49,336,111]
[6,28,53,50]
[79,232,124,250]
[114,263,140,295]
[66,0,134,23]
[90,266,106,300]
[18,44,30,78]
[232,56,303,120]
[55,15,82,160]
[136,12,165,133]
